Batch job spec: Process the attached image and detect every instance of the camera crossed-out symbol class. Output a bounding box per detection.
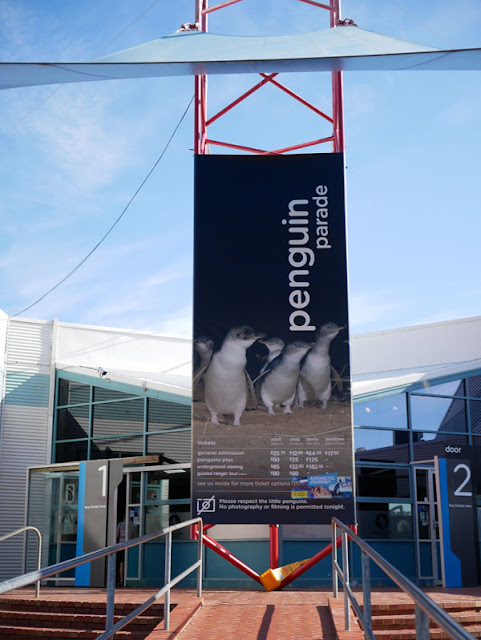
[197,496,216,514]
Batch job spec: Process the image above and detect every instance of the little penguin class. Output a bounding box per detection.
[204,325,264,426]
[260,341,312,416]
[193,336,214,401]
[297,322,343,409]
[194,336,214,370]
[258,337,285,375]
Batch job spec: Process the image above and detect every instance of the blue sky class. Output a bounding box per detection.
[0,0,480,336]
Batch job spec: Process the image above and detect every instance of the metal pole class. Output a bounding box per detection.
[270,524,279,568]
[201,532,262,583]
[330,0,345,153]
[164,530,172,630]
[415,604,430,640]
[332,521,338,598]
[195,0,208,155]
[35,529,42,598]
[280,531,342,590]
[197,521,203,598]
[342,530,350,630]
[361,552,372,640]
[105,553,116,639]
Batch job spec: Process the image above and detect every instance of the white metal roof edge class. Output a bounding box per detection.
[56,363,191,398]
[352,358,481,400]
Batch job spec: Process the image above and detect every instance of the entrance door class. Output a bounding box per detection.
[414,466,441,584]
[26,468,79,583]
[27,460,191,586]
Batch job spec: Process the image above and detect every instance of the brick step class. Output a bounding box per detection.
[372,626,481,640]
[0,624,155,640]
[0,608,162,631]
[369,601,481,616]
[0,598,165,616]
[372,610,481,630]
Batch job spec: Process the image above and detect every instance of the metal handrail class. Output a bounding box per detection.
[332,518,472,640]
[0,526,42,598]
[0,518,203,640]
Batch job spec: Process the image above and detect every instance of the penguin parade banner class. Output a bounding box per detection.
[192,153,355,525]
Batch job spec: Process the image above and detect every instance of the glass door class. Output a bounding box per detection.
[414,466,441,584]
[27,467,79,583]
[122,464,191,586]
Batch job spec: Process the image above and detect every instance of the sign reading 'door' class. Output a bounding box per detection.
[192,154,355,525]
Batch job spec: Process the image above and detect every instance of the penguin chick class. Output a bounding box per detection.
[297,322,343,409]
[204,326,264,426]
[260,341,312,416]
[258,337,285,375]
[194,336,214,370]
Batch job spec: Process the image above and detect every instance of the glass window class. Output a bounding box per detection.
[354,428,409,463]
[357,503,413,539]
[92,399,145,438]
[467,376,481,399]
[356,467,410,498]
[411,379,465,397]
[148,398,191,430]
[90,435,144,459]
[144,470,191,503]
[57,406,89,441]
[410,396,466,433]
[469,400,481,433]
[353,394,407,429]
[146,431,191,463]
[55,440,88,463]
[94,386,138,402]
[129,472,141,504]
[411,433,468,461]
[58,379,90,406]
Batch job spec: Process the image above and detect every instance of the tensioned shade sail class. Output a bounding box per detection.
[1,26,481,90]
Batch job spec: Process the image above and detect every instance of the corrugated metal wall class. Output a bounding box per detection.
[0,318,53,580]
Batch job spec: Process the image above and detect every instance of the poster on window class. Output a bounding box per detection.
[192,153,355,525]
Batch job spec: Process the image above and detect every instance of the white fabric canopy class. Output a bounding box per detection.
[1,26,480,90]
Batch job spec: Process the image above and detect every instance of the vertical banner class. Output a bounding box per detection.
[436,448,479,587]
[192,154,354,525]
[75,459,123,587]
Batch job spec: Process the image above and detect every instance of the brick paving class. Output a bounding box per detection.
[178,589,336,640]
[2,586,481,640]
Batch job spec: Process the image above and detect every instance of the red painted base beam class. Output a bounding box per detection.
[276,534,343,590]
[201,532,262,584]
[277,525,356,589]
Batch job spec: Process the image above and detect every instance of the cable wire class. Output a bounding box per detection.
[13,94,195,317]
[389,0,451,48]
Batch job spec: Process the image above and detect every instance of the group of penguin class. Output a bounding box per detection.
[193,322,343,427]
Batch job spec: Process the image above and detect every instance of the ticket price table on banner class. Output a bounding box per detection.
[193,431,355,525]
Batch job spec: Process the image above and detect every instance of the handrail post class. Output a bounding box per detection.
[164,530,172,630]
[342,530,350,630]
[361,551,372,640]
[197,520,203,598]
[105,552,116,639]
[34,529,42,598]
[415,604,430,640]
[0,526,43,598]
[332,520,338,598]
